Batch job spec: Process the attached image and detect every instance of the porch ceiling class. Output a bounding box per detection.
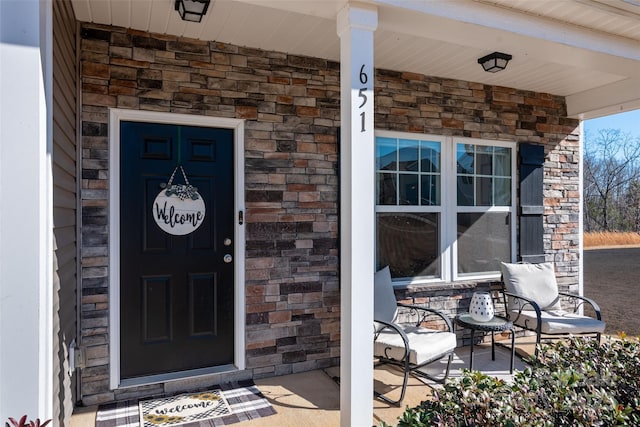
[70,0,640,119]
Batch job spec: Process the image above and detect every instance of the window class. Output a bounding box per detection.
[375,131,515,283]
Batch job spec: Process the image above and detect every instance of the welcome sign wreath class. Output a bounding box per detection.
[153,165,206,236]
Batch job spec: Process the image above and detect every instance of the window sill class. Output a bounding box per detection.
[393,278,502,293]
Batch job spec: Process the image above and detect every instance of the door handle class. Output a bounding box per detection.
[223,254,233,263]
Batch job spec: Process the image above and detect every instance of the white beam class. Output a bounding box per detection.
[566,78,640,119]
[374,0,640,77]
[337,3,377,426]
[578,120,585,305]
[0,0,53,421]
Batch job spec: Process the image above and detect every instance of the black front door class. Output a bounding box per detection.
[119,121,235,380]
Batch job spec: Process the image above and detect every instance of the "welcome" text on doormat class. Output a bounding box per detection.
[139,390,232,426]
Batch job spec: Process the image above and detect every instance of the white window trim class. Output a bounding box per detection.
[375,131,517,286]
[450,137,517,282]
[108,109,246,389]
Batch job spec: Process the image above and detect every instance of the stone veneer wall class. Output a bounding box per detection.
[78,23,580,405]
[373,69,582,290]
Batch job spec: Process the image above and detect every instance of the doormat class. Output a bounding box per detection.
[139,390,231,426]
[95,380,276,427]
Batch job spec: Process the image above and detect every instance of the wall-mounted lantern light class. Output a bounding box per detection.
[477,52,512,73]
[175,0,211,23]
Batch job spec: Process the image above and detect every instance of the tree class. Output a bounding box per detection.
[583,129,640,231]
[624,180,640,232]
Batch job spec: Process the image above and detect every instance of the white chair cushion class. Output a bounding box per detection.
[374,266,398,324]
[374,326,457,366]
[501,262,562,311]
[511,309,606,335]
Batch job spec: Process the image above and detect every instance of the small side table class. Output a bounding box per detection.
[455,314,515,374]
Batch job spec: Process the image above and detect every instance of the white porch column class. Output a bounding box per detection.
[337,4,378,426]
[0,0,53,421]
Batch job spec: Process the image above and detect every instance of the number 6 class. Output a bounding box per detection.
[359,64,368,85]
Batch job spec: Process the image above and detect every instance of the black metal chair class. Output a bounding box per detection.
[500,262,605,356]
[373,266,457,406]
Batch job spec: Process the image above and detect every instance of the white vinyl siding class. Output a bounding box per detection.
[53,1,78,425]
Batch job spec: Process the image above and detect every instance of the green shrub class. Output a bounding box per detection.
[389,336,640,426]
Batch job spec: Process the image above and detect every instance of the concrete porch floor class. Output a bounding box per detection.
[70,337,536,427]
[245,339,532,427]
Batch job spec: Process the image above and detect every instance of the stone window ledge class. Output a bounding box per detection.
[393,279,502,293]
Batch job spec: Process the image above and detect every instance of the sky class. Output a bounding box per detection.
[584,109,640,138]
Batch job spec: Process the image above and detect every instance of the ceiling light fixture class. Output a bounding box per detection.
[477,52,512,73]
[175,0,211,23]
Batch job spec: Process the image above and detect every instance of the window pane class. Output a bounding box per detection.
[399,174,419,205]
[476,177,493,206]
[494,177,511,206]
[377,213,440,279]
[378,172,397,205]
[457,144,474,174]
[477,146,493,175]
[494,147,511,176]
[457,144,513,207]
[457,212,510,275]
[398,139,419,171]
[376,137,397,171]
[420,140,440,173]
[421,175,440,206]
[457,176,474,206]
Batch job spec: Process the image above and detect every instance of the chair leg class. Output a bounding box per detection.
[398,366,410,404]
[374,353,455,407]
[442,352,453,381]
[410,352,454,385]
[374,360,411,407]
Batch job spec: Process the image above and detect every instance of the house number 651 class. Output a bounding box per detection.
[358,64,369,133]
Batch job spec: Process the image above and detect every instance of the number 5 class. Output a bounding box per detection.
[358,88,367,108]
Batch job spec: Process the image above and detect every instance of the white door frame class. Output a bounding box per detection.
[108,108,245,389]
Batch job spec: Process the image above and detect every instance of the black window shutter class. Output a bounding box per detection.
[519,144,545,263]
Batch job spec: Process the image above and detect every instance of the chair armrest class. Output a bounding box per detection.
[396,303,454,333]
[502,291,542,332]
[558,292,602,320]
[373,319,411,361]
